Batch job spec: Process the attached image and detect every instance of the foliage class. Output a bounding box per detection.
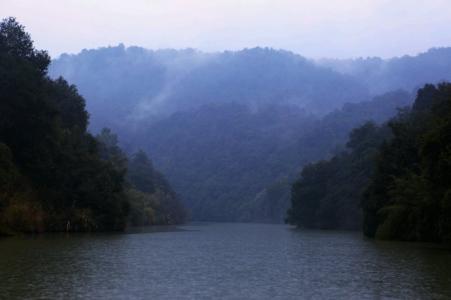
[50,44,416,223]
[286,122,390,229]
[363,83,451,242]
[319,48,451,95]
[126,150,186,225]
[49,46,370,134]
[0,18,185,233]
[140,92,410,222]
[287,83,451,243]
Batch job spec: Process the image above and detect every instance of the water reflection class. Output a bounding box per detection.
[0,223,450,299]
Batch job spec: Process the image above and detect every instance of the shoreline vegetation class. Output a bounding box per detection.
[0,18,185,235]
[1,17,450,245]
[287,83,451,243]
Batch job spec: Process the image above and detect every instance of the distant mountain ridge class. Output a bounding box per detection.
[50,46,451,133]
[50,45,369,133]
[49,45,451,222]
[318,47,451,95]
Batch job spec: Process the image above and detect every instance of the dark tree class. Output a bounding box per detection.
[363,83,451,242]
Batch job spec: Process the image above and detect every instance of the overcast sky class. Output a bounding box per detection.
[2,0,451,59]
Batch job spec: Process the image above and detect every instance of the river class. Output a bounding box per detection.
[1,223,451,299]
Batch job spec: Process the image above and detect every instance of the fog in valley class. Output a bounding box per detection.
[49,46,450,223]
[2,1,451,299]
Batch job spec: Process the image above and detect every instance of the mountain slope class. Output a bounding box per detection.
[50,46,369,134]
[134,91,411,222]
[319,47,451,95]
[49,45,451,222]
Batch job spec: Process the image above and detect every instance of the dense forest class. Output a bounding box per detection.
[51,44,451,222]
[0,18,185,235]
[319,48,451,95]
[140,91,411,222]
[287,83,451,242]
[363,83,451,242]
[50,45,451,135]
[49,45,369,134]
[286,122,390,230]
[5,19,451,228]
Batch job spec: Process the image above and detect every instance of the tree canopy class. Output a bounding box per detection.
[0,18,185,234]
[287,83,451,243]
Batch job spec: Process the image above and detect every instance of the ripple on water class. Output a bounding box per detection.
[0,223,451,299]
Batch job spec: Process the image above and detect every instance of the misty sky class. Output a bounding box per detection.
[2,0,451,59]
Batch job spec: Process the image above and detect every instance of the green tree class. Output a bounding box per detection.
[287,122,390,230]
[0,18,129,232]
[127,150,155,193]
[363,83,451,242]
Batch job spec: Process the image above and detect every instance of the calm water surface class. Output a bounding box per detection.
[1,223,451,299]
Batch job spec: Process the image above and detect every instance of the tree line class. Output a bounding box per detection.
[287,83,451,242]
[0,18,185,234]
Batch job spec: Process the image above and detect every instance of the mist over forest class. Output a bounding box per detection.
[2,2,451,296]
[49,45,451,223]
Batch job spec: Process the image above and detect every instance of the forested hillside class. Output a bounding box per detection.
[138,103,315,221]
[49,45,369,133]
[363,83,451,242]
[0,18,185,234]
[2,17,449,233]
[286,122,390,229]
[319,48,451,95]
[288,83,451,242]
[139,91,411,222]
[49,43,451,223]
